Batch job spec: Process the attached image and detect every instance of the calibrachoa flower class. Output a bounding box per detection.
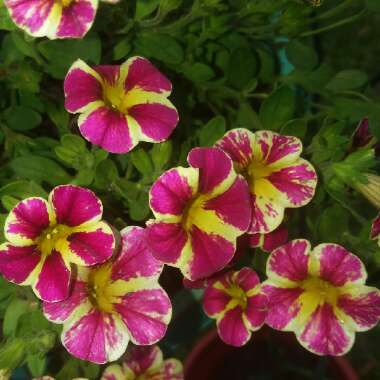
[249,224,288,253]
[0,185,114,302]
[101,345,183,380]
[203,267,267,346]
[43,226,172,364]
[262,239,380,356]
[64,57,179,154]
[371,213,380,246]
[215,129,317,234]
[34,377,87,380]
[5,0,98,39]
[146,147,251,281]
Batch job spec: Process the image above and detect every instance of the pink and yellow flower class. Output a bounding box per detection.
[249,224,288,253]
[64,57,179,154]
[101,345,183,380]
[0,185,114,302]
[146,147,251,281]
[371,213,380,246]
[262,239,380,356]
[5,0,98,39]
[43,226,172,364]
[203,267,267,347]
[215,129,317,234]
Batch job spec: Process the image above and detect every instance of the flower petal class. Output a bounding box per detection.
[371,213,380,241]
[245,292,267,330]
[187,147,235,196]
[123,345,163,376]
[5,197,53,246]
[266,239,310,285]
[149,167,198,219]
[250,225,288,253]
[112,226,163,282]
[217,306,250,346]
[64,59,103,113]
[233,267,260,293]
[100,364,126,380]
[56,0,97,39]
[49,185,102,227]
[160,359,184,380]
[78,106,139,154]
[297,303,354,356]
[203,283,231,318]
[115,288,172,345]
[62,307,129,364]
[33,250,71,302]
[0,244,41,285]
[312,243,367,287]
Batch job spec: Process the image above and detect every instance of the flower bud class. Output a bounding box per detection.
[356,174,380,209]
[0,339,25,373]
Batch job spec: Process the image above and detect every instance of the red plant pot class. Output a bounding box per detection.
[184,327,358,380]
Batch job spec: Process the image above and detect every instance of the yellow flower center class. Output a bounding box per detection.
[87,264,116,313]
[59,0,74,7]
[38,224,71,257]
[182,195,205,231]
[226,284,248,310]
[301,277,339,306]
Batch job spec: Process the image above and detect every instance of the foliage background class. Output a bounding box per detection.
[1,0,380,378]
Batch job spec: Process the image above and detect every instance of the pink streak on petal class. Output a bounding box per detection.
[150,169,194,216]
[125,57,172,93]
[371,213,380,240]
[245,292,268,329]
[5,0,54,33]
[234,267,260,293]
[7,198,50,240]
[203,286,231,317]
[79,107,133,154]
[249,195,272,234]
[217,306,250,347]
[94,65,120,86]
[0,245,40,284]
[215,129,253,166]
[112,227,162,282]
[204,176,251,232]
[51,185,102,227]
[268,164,317,206]
[189,226,235,281]
[69,228,114,265]
[262,284,303,330]
[161,359,184,380]
[129,103,178,142]
[268,240,309,282]
[264,134,302,165]
[64,68,102,113]
[299,303,352,356]
[123,345,160,375]
[56,0,96,39]
[35,250,70,302]
[116,288,171,345]
[43,280,87,322]
[338,290,380,330]
[318,244,364,286]
[187,147,232,194]
[146,222,187,264]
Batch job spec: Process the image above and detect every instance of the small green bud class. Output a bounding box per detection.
[0,339,25,372]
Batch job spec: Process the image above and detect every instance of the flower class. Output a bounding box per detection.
[249,224,288,253]
[203,267,267,346]
[262,239,380,356]
[215,128,317,234]
[146,147,251,281]
[33,377,87,380]
[64,57,179,154]
[356,173,380,209]
[43,226,172,364]
[371,213,380,246]
[0,185,114,302]
[101,345,183,380]
[4,0,98,39]
[351,118,380,156]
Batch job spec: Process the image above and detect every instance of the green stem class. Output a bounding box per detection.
[314,0,356,20]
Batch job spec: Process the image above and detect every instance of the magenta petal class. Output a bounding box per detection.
[94,65,120,85]
[64,67,102,113]
[204,176,251,232]
[189,226,235,281]
[112,227,163,282]
[116,288,171,345]
[0,244,40,284]
[129,103,178,142]
[299,303,353,356]
[352,118,372,149]
[203,286,230,317]
[50,185,102,227]
[371,213,380,240]
[261,133,302,165]
[245,293,268,329]
[217,306,250,346]
[123,345,161,375]
[262,225,288,252]
[234,267,260,293]
[146,222,188,265]
[34,250,70,302]
[79,107,134,154]
[187,147,233,194]
[125,57,172,93]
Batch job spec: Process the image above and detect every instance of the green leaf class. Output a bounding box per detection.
[113,39,132,60]
[0,7,15,31]
[129,192,150,221]
[326,70,368,92]
[198,116,226,146]
[45,100,69,135]
[227,48,258,90]
[10,155,71,186]
[285,40,318,71]
[259,86,295,130]
[318,204,349,243]
[281,119,307,139]
[27,354,46,377]
[11,32,41,63]
[236,102,262,129]
[257,47,276,84]
[3,299,30,337]
[135,0,160,19]
[182,63,214,83]
[0,180,47,200]
[366,0,380,12]
[131,148,154,175]
[150,141,172,171]
[4,106,42,131]
[94,159,119,189]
